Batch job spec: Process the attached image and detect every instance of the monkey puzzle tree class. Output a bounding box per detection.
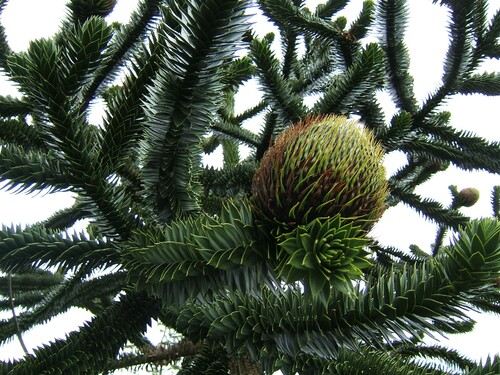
[0,0,499,374]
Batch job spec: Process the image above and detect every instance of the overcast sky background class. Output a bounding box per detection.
[0,0,499,369]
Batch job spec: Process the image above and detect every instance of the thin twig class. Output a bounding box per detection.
[7,273,29,355]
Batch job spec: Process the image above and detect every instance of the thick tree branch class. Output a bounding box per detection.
[107,338,203,371]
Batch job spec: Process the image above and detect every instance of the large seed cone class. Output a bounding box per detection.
[251,115,388,232]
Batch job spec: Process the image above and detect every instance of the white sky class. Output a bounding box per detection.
[0,0,499,369]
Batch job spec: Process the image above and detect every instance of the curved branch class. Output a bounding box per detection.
[108,338,203,371]
[7,273,29,355]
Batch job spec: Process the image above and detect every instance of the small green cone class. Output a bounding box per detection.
[456,187,480,207]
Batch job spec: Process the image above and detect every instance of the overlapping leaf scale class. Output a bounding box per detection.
[124,200,262,290]
[67,271,128,312]
[3,17,136,239]
[5,291,159,375]
[255,111,279,161]
[430,314,476,336]
[0,271,62,311]
[377,0,418,112]
[440,218,500,290]
[0,118,46,150]
[124,218,209,287]
[387,152,429,187]
[291,38,335,96]
[465,288,500,315]
[492,186,500,220]
[414,110,499,166]
[0,144,72,194]
[0,95,32,118]
[275,345,445,375]
[97,27,165,174]
[486,44,500,59]
[200,162,255,198]
[360,264,458,327]
[0,224,119,272]
[140,0,250,220]
[313,43,385,115]
[323,79,387,142]
[349,1,376,41]
[232,100,268,126]
[393,343,476,373]
[468,355,500,375]
[276,26,298,82]
[377,110,414,151]
[260,0,365,67]
[58,17,113,100]
[314,0,349,20]
[470,1,498,67]
[81,176,142,239]
[7,38,63,115]
[258,0,344,44]
[471,0,489,42]
[43,21,110,169]
[0,270,62,294]
[0,290,44,311]
[416,1,475,121]
[0,271,126,346]
[79,0,163,105]
[458,71,500,96]
[221,55,256,89]
[46,110,97,181]
[441,2,476,84]
[389,186,468,227]
[6,17,111,119]
[38,199,92,231]
[276,216,371,302]
[250,37,306,125]
[210,119,260,148]
[478,7,500,59]
[371,241,423,265]
[125,209,276,305]
[399,134,500,174]
[173,288,367,361]
[146,263,276,308]
[0,0,11,66]
[195,201,260,270]
[172,221,500,363]
[0,361,13,373]
[5,18,110,175]
[172,340,230,375]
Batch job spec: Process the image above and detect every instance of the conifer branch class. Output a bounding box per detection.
[107,338,203,372]
[0,1,499,373]
[78,0,164,109]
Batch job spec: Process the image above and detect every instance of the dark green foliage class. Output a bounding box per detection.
[0,224,119,272]
[167,219,499,372]
[276,215,371,301]
[0,0,499,374]
[68,0,117,23]
[139,0,250,221]
[378,0,418,113]
[3,291,159,375]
